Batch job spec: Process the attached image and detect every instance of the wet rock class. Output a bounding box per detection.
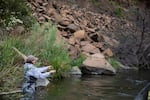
[81,53,116,75]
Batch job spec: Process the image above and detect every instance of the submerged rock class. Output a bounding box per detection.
[70,66,82,75]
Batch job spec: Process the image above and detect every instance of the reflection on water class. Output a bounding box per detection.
[36,70,150,100]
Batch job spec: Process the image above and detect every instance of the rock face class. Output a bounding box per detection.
[27,0,119,74]
[81,53,116,75]
[27,0,119,60]
[27,0,150,69]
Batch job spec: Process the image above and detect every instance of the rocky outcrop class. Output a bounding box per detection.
[27,0,121,59]
[81,53,116,75]
[27,0,150,69]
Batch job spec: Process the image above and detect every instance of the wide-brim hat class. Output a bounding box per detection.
[26,55,38,62]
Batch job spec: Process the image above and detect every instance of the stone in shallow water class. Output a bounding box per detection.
[70,66,82,75]
[81,53,116,75]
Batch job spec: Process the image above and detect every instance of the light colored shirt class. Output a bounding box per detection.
[24,63,50,79]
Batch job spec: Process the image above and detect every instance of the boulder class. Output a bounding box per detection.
[81,53,116,75]
[68,37,76,45]
[69,66,82,75]
[59,20,71,26]
[81,43,100,54]
[92,42,103,48]
[102,48,113,57]
[80,41,90,46]
[73,30,85,39]
[67,24,78,32]
[101,34,119,47]
[53,12,63,23]
[47,8,55,15]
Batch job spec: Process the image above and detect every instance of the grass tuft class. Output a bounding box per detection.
[108,57,120,70]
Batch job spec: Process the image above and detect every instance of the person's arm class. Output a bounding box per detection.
[37,69,56,79]
[27,67,56,79]
[37,66,53,72]
[37,67,49,72]
[38,72,51,79]
[27,68,51,79]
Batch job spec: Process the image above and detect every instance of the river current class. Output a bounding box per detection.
[36,70,150,100]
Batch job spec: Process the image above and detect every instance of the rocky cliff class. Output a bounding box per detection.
[27,0,150,69]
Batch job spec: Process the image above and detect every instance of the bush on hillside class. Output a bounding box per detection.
[0,0,35,29]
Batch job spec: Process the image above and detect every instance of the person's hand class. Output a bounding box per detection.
[47,65,53,70]
[50,70,56,74]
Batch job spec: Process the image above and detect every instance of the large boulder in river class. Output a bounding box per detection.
[81,53,116,75]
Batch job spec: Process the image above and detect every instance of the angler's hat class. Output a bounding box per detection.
[26,55,38,62]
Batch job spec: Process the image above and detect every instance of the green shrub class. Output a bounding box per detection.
[114,7,123,17]
[90,0,101,6]
[70,55,86,67]
[0,37,25,69]
[0,37,24,95]
[108,57,120,70]
[108,0,123,17]
[0,0,35,29]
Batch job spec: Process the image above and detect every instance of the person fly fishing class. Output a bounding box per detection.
[21,55,55,100]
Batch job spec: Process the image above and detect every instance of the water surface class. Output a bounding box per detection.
[37,70,150,100]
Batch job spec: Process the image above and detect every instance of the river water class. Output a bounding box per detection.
[36,70,150,100]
